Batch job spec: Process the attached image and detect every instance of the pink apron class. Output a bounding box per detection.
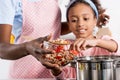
[9,0,61,78]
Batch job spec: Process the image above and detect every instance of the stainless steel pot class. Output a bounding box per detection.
[70,55,120,80]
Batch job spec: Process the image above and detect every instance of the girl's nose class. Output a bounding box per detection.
[77,20,84,27]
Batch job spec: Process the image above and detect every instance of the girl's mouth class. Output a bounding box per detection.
[77,29,86,34]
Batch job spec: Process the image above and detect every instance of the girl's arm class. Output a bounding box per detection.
[72,37,118,52]
[96,39,118,52]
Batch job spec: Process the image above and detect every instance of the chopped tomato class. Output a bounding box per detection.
[55,45,64,53]
[61,61,65,66]
[56,55,62,60]
[70,50,78,55]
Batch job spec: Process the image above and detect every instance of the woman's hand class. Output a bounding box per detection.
[41,60,62,76]
[97,13,110,27]
[25,35,54,61]
[25,35,62,76]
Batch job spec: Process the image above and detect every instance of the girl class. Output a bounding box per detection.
[67,0,119,56]
[49,0,120,79]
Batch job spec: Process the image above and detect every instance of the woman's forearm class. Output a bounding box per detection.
[61,22,71,35]
[0,43,28,60]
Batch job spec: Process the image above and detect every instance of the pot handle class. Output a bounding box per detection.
[113,59,120,69]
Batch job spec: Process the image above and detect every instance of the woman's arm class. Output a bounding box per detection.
[0,24,27,60]
[0,27,53,60]
[0,24,12,43]
[0,43,28,60]
[61,22,71,35]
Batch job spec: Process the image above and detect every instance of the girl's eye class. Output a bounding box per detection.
[84,18,89,21]
[71,19,77,23]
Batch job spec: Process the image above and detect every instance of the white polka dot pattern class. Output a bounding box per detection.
[9,0,61,78]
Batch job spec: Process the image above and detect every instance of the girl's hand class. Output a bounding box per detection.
[81,39,98,50]
[71,38,98,52]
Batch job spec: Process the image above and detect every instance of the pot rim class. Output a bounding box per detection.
[74,55,120,62]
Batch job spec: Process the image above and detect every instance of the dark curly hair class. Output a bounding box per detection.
[91,0,110,27]
[91,0,105,14]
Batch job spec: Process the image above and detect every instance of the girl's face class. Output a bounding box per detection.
[68,3,97,39]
